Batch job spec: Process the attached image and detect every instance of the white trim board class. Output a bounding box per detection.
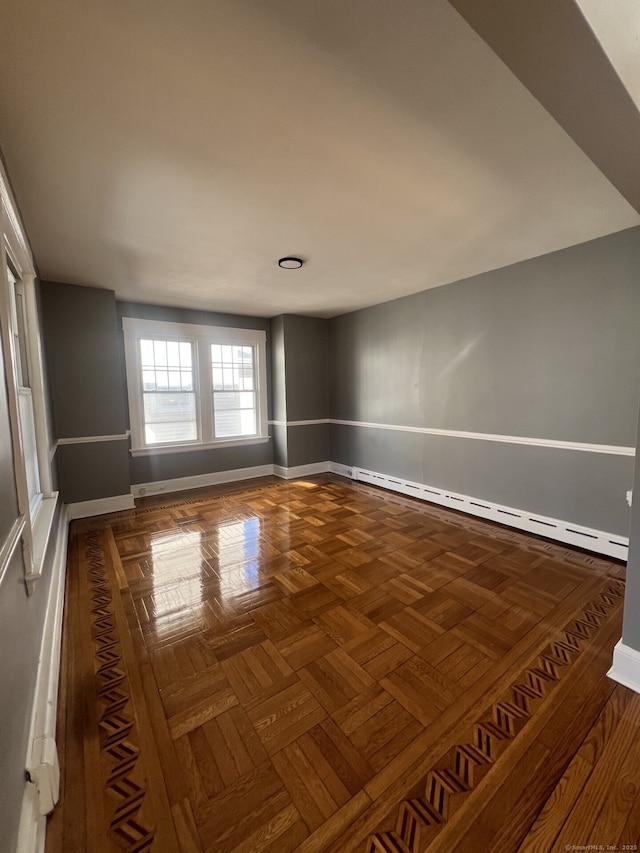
[57,433,129,446]
[26,495,59,594]
[69,460,628,558]
[0,514,26,589]
[274,462,330,479]
[16,506,69,853]
[276,418,634,457]
[133,461,329,495]
[608,641,640,694]
[131,464,275,498]
[330,463,628,561]
[66,494,136,519]
[268,420,330,427]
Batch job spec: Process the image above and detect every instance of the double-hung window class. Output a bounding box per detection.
[123,318,268,455]
[7,265,41,517]
[1,156,55,592]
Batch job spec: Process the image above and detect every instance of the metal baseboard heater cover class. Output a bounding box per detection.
[329,463,627,561]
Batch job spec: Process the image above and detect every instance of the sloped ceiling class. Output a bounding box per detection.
[0,0,638,317]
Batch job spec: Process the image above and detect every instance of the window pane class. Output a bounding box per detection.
[212,367,224,390]
[142,370,156,390]
[214,408,256,437]
[210,341,257,438]
[215,391,254,410]
[155,369,169,390]
[240,409,257,434]
[168,370,182,390]
[18,389,40,511]
[140,339,155,366]
[138,337,196,445]
[143,392,197,444]
[222,368,234,389]
[166,340,181,367]
[153,340,167,366]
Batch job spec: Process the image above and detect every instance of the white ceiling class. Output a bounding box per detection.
[576,0,640,110]
[0,0,638,318]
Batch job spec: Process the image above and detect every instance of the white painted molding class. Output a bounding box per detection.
[26,495,59,594]
[131,464,275,498]
[274,461,330,479]
[266,417,634,456]
[329,461,355,479]
[130,435,270,457]
[608,640,640,694]
[16,506,69,853]
[334,464,627,560]
[0,514,26,588]
[66,494,136,519]
[331,419,635,456]
[269,419,330,427]
[57,433,130,446]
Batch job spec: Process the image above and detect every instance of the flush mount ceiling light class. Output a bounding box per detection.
[278,257,303,269]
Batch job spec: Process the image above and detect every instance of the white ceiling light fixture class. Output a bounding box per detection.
[278,257,304,269]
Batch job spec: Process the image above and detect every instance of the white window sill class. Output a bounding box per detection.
[25,493,59,594]
[130,436,271,457]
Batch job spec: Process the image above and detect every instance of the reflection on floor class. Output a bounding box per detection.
[47,475,638,852]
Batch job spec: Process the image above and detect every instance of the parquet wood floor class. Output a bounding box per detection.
[46,475,639,852]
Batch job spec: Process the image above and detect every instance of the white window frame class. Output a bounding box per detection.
[0,160,56,594]
[123,317,269,456]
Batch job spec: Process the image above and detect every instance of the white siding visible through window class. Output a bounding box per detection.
[140,338,197,445]
[122,317,268,456]
[211,344,257,438]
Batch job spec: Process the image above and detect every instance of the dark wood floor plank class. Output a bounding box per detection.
[47,475,631,853]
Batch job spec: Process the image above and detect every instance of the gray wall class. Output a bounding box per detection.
[270,316,288,467]
[40,282,127,438]
[40,282,130,503]
[39,286,277,500]
[329,226,640,535]
[270,315,330,468]
[282,315,328,422]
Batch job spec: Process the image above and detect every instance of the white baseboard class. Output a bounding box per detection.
[336,464,628,561]
[329,461,355,479]
[16,505,69,853]
[608,640,640,694]
[274,461,330,479]
[131,464,275,498]
[67,494,136,519]
[69,461,628,560]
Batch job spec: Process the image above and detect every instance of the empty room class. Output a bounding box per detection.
[1,1,640,851]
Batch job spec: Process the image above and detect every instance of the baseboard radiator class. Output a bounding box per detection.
[329,463,628,561]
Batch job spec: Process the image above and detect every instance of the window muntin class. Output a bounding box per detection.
[211,344,257,438]
[7,264,41,515]
[140,338,197,445]
[7,266,30,388]
[123,318,268,455]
